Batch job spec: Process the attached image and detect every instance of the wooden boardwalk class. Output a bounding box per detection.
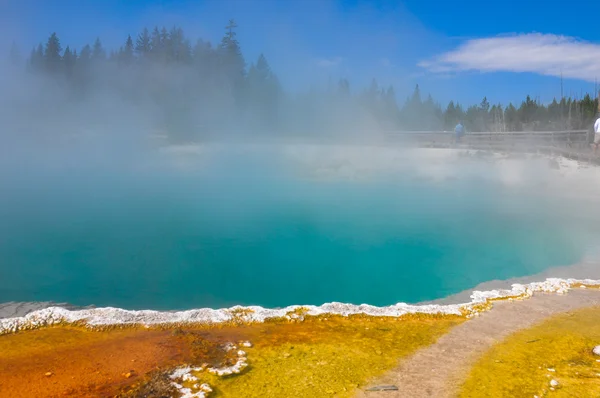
[384,130,600,165]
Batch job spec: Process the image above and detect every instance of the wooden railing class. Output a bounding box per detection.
[385,130,590,149]
[384,129,600,164]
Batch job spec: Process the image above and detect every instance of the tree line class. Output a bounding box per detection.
[434,91,599,133]
[394,84,598,132]
[6,21,600,140]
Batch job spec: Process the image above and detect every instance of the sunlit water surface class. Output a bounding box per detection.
[0,146,598,311]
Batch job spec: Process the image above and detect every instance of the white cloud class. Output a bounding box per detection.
[315,56,342,68]
[418,33,600,82]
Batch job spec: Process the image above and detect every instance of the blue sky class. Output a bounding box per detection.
[3,0,600,107]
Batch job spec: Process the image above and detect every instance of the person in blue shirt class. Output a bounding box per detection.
[454,121,465,143]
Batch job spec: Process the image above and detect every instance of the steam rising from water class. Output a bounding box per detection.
[1,144,599,311]
[2,4,599,320]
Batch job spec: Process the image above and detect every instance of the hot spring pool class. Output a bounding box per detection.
[0,145,598,311]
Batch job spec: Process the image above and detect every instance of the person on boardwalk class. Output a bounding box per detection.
[454,121,465,144]
[593,115,600,155]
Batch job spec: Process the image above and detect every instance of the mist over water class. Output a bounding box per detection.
[1,13,600,314]
[1,143,597,311]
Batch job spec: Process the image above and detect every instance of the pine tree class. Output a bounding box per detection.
[168,26,191,64]
[444,101,457,130]
[400,84,423,130]
[548,98,560,124]
[160,27,169,49]
[504,103,520,131]
[479,96,490,113]
[518,95,538,128]
[384,86,397,110]
[44,32,62,74]
[74,44,92,86]
[33,43,44,67]
[150,27,163,59]
[218,19,245,82]
[28,45,43,72]
[472,96,490,131]
[135,28,151,56]
[244,53,282,129]
[63,46,75,77]
[489,104,504,132]
[255,54,272,81]
[423,94,441,130]
[79,44,92,63]
[192,38,217,79]
[92,37,106,61]
[411,84,421,104]
[120,35,135,65]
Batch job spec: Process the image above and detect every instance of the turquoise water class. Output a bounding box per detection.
[0,149,597,311]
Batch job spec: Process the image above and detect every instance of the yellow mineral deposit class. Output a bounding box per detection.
[145,313,462,397]
[0,313,462,397]
[460,305,600,397]
[5,282,599,397]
